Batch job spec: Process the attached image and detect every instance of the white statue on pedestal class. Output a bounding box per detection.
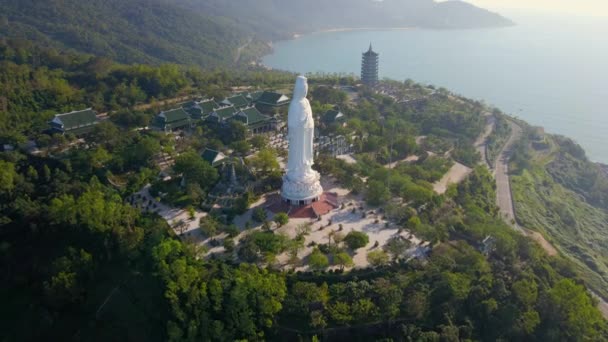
[282,76,323,205]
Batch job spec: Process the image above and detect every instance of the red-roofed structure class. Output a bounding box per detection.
[267,192,339,219]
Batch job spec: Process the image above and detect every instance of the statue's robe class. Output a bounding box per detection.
[287,77,315,180]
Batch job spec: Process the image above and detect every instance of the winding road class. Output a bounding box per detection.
[489,119,608,317]
[475,113,496,168]
[494,120,523,232]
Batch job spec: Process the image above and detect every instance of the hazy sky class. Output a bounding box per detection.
[463,0,608,16]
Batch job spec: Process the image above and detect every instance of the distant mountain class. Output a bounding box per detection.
[181,0,514,37]
[0,0,253,67]
[0,0,513,67]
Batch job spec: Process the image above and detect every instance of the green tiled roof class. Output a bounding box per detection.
[323,109,346,123]
[180,101,197,108]
[185,99,220,119]
[233,107,272,126]
[222,95,250,108]
[255,91,290,106]
[155,108,191,130]
[159,108,190,123]
[201,148,226,166]
[199,99,219,115]
[185,106,203,119]
[49,108,98,132]
[213,106,238,120]
[248,91,264,102]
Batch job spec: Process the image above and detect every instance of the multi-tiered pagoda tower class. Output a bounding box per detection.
[361,43,379,86]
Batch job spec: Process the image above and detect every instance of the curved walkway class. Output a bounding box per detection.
[494,120,524,233]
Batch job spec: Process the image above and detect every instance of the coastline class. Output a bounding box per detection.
[295,26,415,39]
[261,26,415,68]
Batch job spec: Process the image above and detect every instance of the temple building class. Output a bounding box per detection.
[254,91,290,113]
[48,108,99,136]
[220,94,250,109]
[361,43,379,86]
[201,148,227,167]
[230,107,276,134]
[207,105,275,135]
[182,99,218,119]
[153,108,192,132]
[322,107,346,126]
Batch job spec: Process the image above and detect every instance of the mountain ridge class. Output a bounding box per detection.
[0,0,513,67]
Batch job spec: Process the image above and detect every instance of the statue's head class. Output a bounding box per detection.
[293,76,308,99]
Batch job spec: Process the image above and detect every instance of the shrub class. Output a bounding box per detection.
[252,207,267,222]
[223,238,235,252]
[309,248,329,270]
[344,231,370,250]
[334,252,354,270]
[222,225,240,238]
[367,250,389,267]
[273,212,289,227]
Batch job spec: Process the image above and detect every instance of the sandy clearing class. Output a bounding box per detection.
[433,162,473,194]
[132,184,207,235]
[384,155,419,169]
[336,154,357,165]
[274,199,427,271]
[525,229,558,257]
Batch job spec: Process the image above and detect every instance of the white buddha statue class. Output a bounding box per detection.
[286,76,315,179]
[282,76,323,205]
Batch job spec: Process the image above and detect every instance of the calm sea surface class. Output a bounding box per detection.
[263,12,608,162]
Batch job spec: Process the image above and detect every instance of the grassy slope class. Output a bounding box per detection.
[511,135,608,299]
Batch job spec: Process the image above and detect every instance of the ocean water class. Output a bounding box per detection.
[263,12,608,163]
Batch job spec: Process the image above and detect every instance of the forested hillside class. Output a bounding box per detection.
[1,47,605,340]
[0,0,263,67]
[511,125,608,301]
[0,39,293,144]
[0,0,512,68]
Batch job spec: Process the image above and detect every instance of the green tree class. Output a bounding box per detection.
[173,151,219,190]
[250,149,279,174]
[344,231,369,250]
[334,252,354,270]
[309,248,329,271]
[519,310,540,335]
[273,212,289,227]
[252,207,267,223]
[367,250,389,267]
[250,135,268,149]
[352,298,378,322]
[227,121,248,143]
[123,136,161,169]
[512,279,538,308]
[384,236,411,260]
[328,301,352,325]
[366,180,390,206]
[0,160,17,194]
[285,282,329,315]
[545,279,604,340]
[199,216,219,237]
[230,140,251,155]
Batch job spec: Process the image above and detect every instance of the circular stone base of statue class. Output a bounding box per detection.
[281,171,323,206]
